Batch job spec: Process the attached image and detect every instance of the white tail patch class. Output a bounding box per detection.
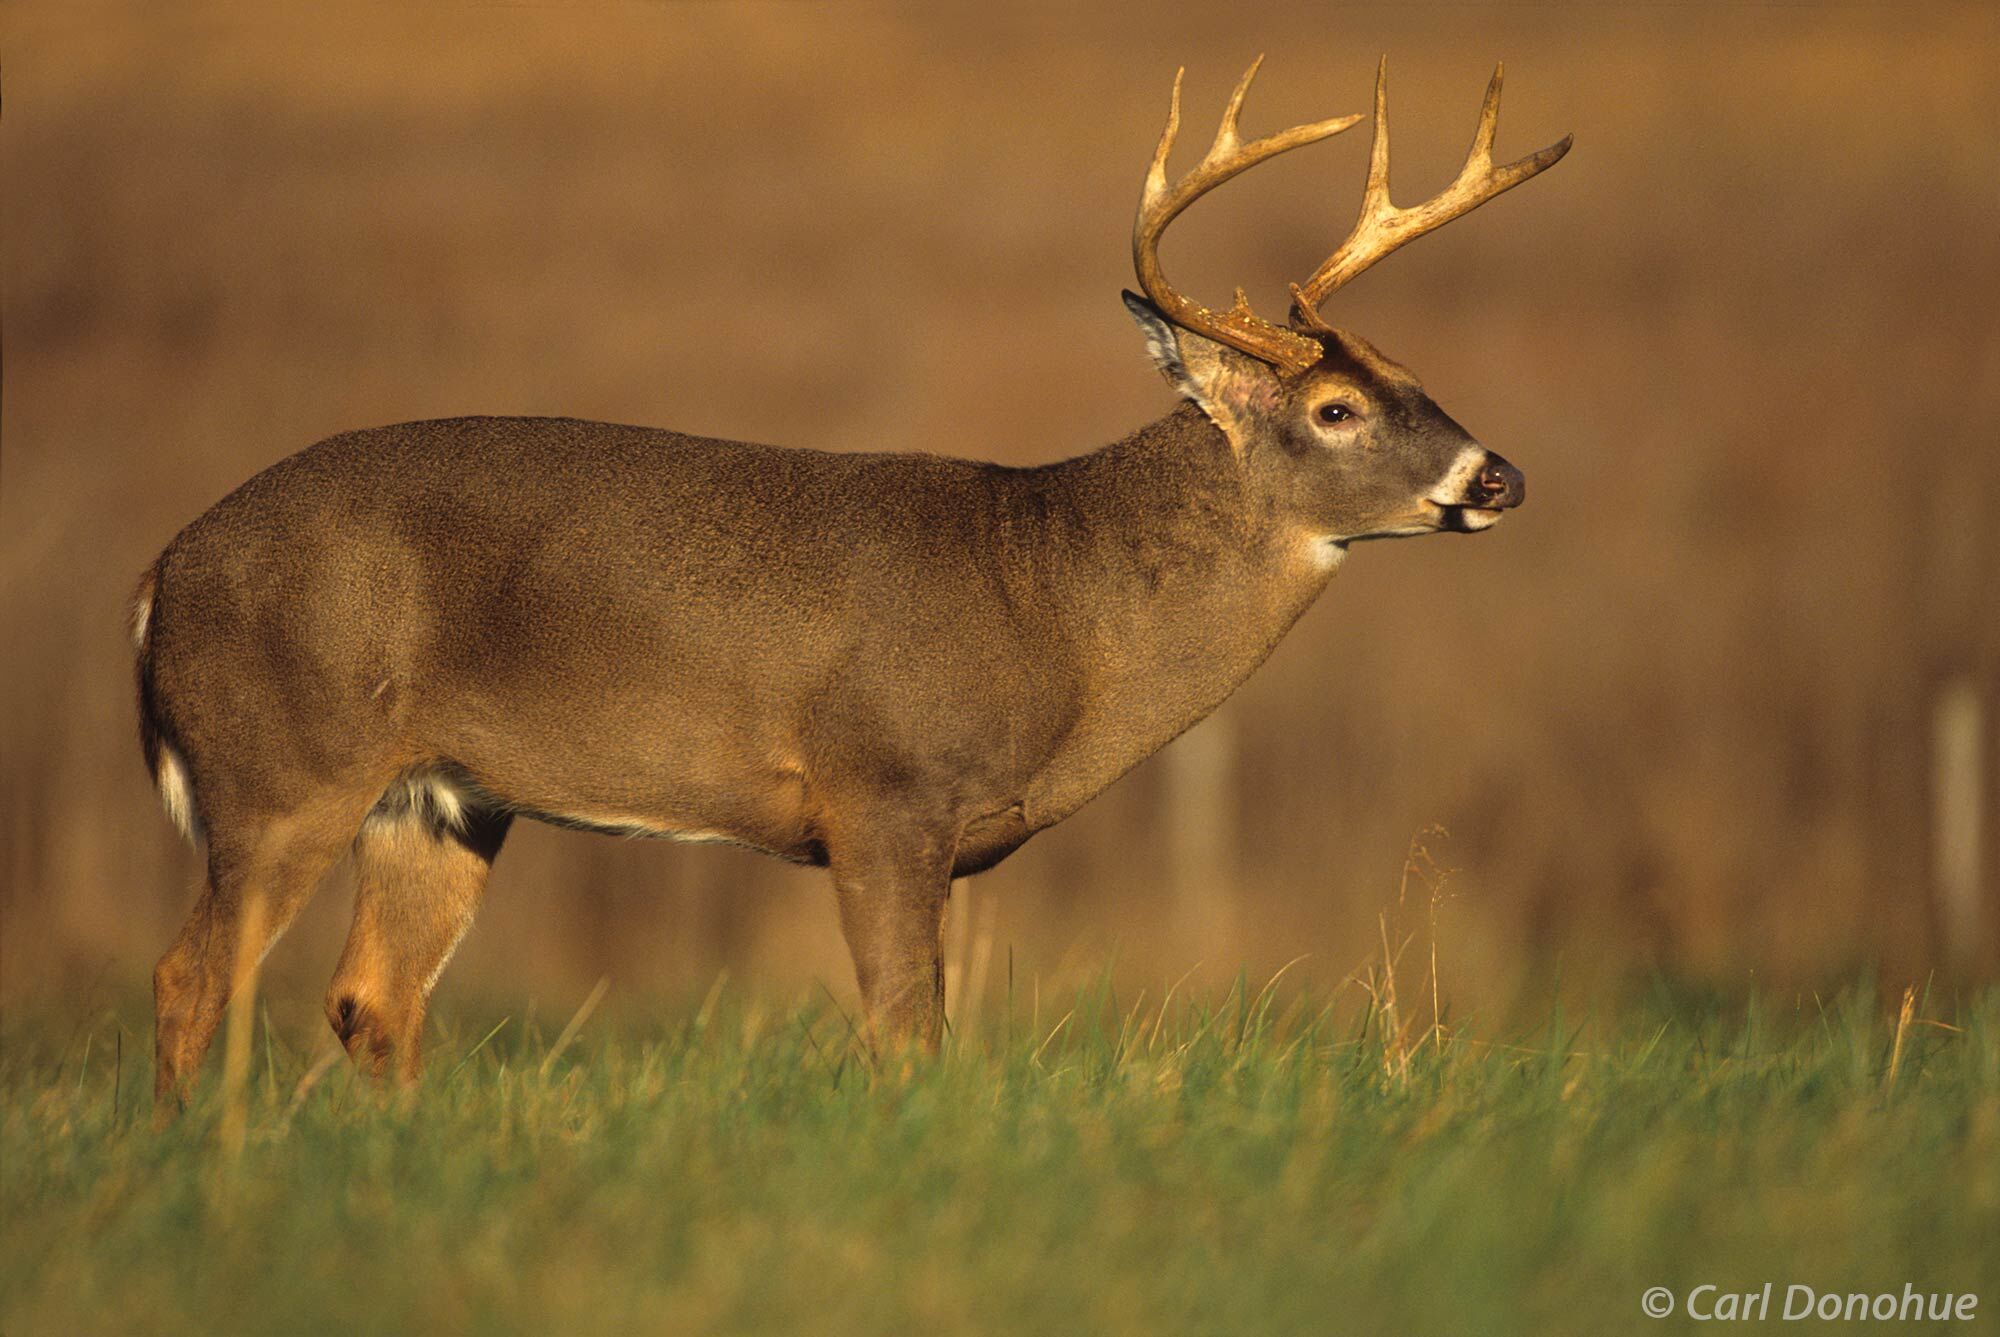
[130,567,160,650]
[156,743,199,843]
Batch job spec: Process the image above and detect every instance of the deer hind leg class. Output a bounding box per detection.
[153,788,370,1106]
[326,789,510,1084]
[827,811,957,1055]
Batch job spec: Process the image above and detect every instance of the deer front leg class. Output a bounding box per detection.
[828,817,956,1055]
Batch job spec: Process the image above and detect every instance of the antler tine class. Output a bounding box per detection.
[1134,58,1365,375]
[1363,55,1393,218]
[1140,68,1186,218]
[1290,59,1572,325]
[1209,54,1261,157]
[1467,62,1503,164]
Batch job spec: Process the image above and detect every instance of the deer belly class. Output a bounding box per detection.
[433,717,820,862]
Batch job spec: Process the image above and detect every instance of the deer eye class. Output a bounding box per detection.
[1315,401,1356,425]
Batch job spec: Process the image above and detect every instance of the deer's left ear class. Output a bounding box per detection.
[1122,290,1277,440]
[1124,290,1196,390]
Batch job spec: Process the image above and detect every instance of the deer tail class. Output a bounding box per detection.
[131,564,199,843]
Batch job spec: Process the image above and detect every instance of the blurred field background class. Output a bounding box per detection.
[3,1,1996,1031]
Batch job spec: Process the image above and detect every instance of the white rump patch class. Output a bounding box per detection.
[155,743,199,843]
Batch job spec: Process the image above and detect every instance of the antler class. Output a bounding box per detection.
[1134,57,1365,376]
[1289,59,1572,325]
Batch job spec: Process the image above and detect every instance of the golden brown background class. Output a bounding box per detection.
[4,3,1995,1025]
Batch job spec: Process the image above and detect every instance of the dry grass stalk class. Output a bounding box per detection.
[539,976,610,1080]
[1348,827,1458,1083]
[1886,984,1917,1091]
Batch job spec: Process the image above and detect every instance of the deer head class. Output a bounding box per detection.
[1125,57,1569,545]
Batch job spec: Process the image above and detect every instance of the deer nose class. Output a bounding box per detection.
[1475,454,1525,509]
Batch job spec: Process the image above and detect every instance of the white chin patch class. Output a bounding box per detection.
[1456,506,1504,532]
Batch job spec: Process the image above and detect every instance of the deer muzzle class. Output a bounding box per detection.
[1473,453,1525,510]
[1432,450,1524,533]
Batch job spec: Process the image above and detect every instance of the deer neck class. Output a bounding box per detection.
[1058,397,1341,627]
[1013,403,1340,819]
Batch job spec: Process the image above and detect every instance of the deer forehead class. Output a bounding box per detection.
[1308,330,1423,396]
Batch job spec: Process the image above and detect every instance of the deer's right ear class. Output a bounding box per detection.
[1121,290,1270,437]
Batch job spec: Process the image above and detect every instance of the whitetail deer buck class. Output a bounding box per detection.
[134,57,1568,1101]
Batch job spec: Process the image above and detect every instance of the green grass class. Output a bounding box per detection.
[3,981,1996,1336]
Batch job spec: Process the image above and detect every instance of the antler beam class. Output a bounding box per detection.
[1289,59,1572,325]
[1133,57,1365,376]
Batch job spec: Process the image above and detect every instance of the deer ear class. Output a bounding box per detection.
[1123,290,1196,390]
[1121,290,1270,436]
